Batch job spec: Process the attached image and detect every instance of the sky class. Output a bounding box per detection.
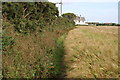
[49,0,119,23]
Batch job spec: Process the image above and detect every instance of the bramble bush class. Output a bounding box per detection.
[2,2,59,33]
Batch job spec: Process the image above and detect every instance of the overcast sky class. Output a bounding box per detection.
[49,0,119,23]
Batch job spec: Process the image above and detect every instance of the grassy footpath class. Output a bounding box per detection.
[52,34,67,77]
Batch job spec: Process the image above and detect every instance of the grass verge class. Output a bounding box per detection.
[52,34,67,77]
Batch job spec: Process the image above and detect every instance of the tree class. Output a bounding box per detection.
[62,13,76,21]
[62,13,76,25]
[2,2,59,33]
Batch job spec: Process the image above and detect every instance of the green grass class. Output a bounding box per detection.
[52,34,67,77]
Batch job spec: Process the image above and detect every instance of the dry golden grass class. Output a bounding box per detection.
[64,26,118,78]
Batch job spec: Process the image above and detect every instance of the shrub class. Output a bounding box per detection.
[2,2,59,33]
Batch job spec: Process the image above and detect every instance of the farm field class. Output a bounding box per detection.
[64,26,118,78]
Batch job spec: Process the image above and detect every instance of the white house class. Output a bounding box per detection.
[74,15,88,25]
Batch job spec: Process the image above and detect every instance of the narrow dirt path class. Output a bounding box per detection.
[64,26,118,78]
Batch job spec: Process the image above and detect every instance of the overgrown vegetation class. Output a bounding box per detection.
[2,2,59,33]
[62,13,76,25]
[2,2,75,78]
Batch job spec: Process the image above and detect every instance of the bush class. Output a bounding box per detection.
[2,2,59,33]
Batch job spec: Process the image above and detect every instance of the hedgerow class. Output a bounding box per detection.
[2,2,75,78]
[2,2,59,33]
